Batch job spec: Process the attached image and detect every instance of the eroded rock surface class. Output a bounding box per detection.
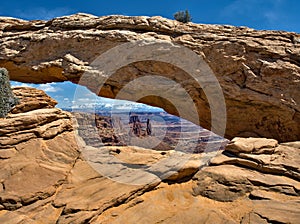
[0,88,299,223]
[11,87,57,114]
[0,88,79,222]
[93,138,300,224]
[193,138,300,224]
[0,13,299,141]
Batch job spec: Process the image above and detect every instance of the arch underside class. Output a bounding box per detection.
[1,14,299,142]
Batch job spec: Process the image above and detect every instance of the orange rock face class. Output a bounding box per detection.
[10,87,57,114]
[0,13,299,223]
[0,87,299,223]
[0,13,299,142]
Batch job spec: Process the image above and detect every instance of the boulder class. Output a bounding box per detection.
[191,137,300,224]
[10,87,57,114]
[212,138,300,181]
[226,137,278,154]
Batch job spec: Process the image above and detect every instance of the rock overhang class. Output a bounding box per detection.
[0,13,299,142]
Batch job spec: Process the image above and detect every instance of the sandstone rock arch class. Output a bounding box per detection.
[0,13,299,142]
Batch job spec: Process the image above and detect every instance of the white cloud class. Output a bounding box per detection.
[16,7,73,21]
[84,92,94,97]
[78,98,93,102]
[11,81,62,93]
[37,83,62,93]
[264,11,278,24]
[10,82,34,88]
[220,0,290,30]
[222,0,283,19]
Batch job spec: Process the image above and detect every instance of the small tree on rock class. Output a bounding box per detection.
[174,10,192,23]
[0,68,19,118]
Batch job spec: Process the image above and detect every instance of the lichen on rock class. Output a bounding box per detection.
[0,68,18,118]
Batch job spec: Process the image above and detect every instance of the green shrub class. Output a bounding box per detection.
[174,10,192,23]
[0,68,19,118]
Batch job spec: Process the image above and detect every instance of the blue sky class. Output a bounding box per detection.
[1,0,299,32]
[3,0,300,109]
[10,81,164,110]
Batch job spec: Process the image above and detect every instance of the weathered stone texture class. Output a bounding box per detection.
[0,13,299,141]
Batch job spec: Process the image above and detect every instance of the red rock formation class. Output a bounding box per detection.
[0,14,299,223]
[0,13,299,141]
